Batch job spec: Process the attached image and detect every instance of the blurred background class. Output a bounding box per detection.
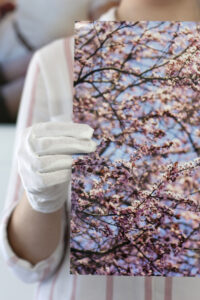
[0,0,119,299]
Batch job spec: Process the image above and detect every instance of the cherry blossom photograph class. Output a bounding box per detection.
[70,21,200,276]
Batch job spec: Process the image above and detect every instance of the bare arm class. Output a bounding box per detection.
[6,121,96,266]
[7,191,64,265]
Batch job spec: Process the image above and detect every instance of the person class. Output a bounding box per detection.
[0,0,105,63]
[0,0,200,299]
[0,0,114,123]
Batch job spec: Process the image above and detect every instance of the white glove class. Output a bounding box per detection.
[17,121,97,213]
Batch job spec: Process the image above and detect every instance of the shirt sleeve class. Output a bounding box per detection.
[0,49,67,283]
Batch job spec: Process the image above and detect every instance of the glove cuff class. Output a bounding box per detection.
[26,185,69,213]
[28,195,66,213]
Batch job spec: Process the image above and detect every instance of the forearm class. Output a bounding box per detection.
[7,191,64,265]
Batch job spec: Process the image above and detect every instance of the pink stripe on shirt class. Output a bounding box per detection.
[65,38,73,84]
[106,276,114,300]
[49,263,61,300]
[164,278,173,300]
[12,175,20,204]
[70,275,77,300]
[49,269,60,300]
[64,38,74,93]
[145,277,152,300]
[35,263,51,300]
[26,64,40,127]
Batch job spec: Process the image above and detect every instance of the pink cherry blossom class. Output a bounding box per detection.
[70,21,200,277]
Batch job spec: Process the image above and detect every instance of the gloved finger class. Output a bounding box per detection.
[21,167,72,191]
[30,136,97,156]
[32,155,73,173]
[35,168,72,188]
[32,121,95,140]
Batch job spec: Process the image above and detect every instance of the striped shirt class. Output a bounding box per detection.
[0,8,200,300]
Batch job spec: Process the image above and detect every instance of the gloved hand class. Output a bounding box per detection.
[17,121,97,213]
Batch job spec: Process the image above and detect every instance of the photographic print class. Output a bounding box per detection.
[70,21,200,276]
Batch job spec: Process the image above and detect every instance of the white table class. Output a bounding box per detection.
[0,125,37,300]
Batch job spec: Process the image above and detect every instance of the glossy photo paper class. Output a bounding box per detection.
[70,21,200,276]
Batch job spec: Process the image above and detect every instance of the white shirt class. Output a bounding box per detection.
[0,8,200,300]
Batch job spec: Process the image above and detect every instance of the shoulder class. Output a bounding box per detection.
[32,37,74,70]
[18,37,74,125]
[24,37,74,120]
[26,37,74,94]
